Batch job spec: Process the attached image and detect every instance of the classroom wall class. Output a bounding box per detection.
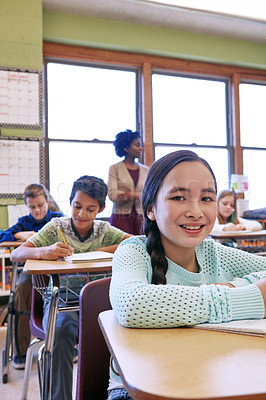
[1,4,266,230]
[0,0,43,230]
[43,10,266,70]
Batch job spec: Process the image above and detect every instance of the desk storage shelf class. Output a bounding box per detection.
[0,253,11,295]
[210,230,266,255]
[33,270,112,308]
[237,239,266,253]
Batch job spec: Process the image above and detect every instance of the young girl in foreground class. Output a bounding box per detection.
[108,150,266,400]
[211,189,262,234]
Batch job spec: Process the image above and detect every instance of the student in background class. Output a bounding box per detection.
[0,183,63,370]
[108,129,149,235]
[211,189,262,234]
[11,175,130,400]
[108,150,266,400]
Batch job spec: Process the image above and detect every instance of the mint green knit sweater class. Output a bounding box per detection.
[110,236,266,328]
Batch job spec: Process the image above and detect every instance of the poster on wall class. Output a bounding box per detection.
[0,69,40,127]
[0,139,40,196]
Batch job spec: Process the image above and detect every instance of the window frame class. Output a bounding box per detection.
[43,42,266,194]
[151,69,233,182]
[43,56,142,190]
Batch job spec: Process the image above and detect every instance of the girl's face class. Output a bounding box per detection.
[71,190,103,237]
[148,161,217,260]
[218,195,235,220]
[126,138,143,159]
[26,195,48,221]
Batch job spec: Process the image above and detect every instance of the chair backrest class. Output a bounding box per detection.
[30,275,49,340]
[76,277,112,400]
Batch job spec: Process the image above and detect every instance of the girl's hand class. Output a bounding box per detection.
[223,223,236,231]
[234,224,246,231]
[212,283,235,288]
[40,242,74,260]
[14,231,36,240]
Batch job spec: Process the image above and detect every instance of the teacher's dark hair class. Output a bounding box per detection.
[113,129,140,157]
[142,150,217,285]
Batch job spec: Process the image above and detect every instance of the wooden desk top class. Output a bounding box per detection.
[99,310,266,400]
[0,241,25,248]
[210,229,266,239]
[23,259,112,275]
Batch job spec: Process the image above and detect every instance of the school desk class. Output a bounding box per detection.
[23,259,112,400]
[98,309,266,400]
[210,230,266,255]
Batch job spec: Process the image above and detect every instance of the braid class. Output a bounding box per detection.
[144,218,168,285]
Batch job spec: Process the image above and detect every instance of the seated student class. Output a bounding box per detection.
[108,150,266,400]
[0,183,63,370]
[11,175,130,400]
[211,189,262,234]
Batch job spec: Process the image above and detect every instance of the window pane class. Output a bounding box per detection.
[155,146,229,192]
[152,74,227,145]
[243,149,266,209]
[49,142,120,217]
[240,83,266,147]
[47,63,136,140]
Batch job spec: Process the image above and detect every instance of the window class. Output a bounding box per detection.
[44,43,266,216]
[240,82,266,208]
[152,73,231,192]
[45,61,139,215]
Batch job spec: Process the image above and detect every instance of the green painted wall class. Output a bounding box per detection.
[43,10,266,70]
[0,0,43,70]
[0,0,43,230]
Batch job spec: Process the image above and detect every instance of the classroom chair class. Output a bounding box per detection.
[21,275,49,400]
[76,277,112,400]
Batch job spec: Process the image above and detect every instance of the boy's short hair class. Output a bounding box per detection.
[23,183,49,203]
[69,176,108,209]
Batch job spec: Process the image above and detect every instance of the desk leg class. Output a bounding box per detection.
[2,263,18,384]
[42,275,59,400]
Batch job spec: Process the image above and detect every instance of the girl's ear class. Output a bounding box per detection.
[147,206,156,221]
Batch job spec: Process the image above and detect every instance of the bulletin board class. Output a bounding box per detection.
[0,137,43,199]
[0,67,42,129]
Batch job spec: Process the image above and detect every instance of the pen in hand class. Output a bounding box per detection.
[56,224,67,244]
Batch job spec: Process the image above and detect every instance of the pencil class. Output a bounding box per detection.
[56,224,67,244]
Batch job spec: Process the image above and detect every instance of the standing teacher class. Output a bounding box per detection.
[108,129,149,235]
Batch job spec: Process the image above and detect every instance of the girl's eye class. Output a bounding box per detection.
[202,196,214,202]
[171,195,185,201]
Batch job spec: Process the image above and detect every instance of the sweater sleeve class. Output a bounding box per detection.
[0,218,28,242]
[110,238,265,328]
[238,217,262,231]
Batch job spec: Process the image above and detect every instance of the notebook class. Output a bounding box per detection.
[64,251,113,264]
[193,318,266,337]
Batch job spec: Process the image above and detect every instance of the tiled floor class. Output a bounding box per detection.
[0,325,77,399]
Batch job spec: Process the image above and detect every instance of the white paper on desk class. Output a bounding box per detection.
[64,251,113,264]
[193,319,266,337]
[212,230,252,236]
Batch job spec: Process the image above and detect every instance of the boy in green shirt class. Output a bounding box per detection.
[11,175,130,400]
